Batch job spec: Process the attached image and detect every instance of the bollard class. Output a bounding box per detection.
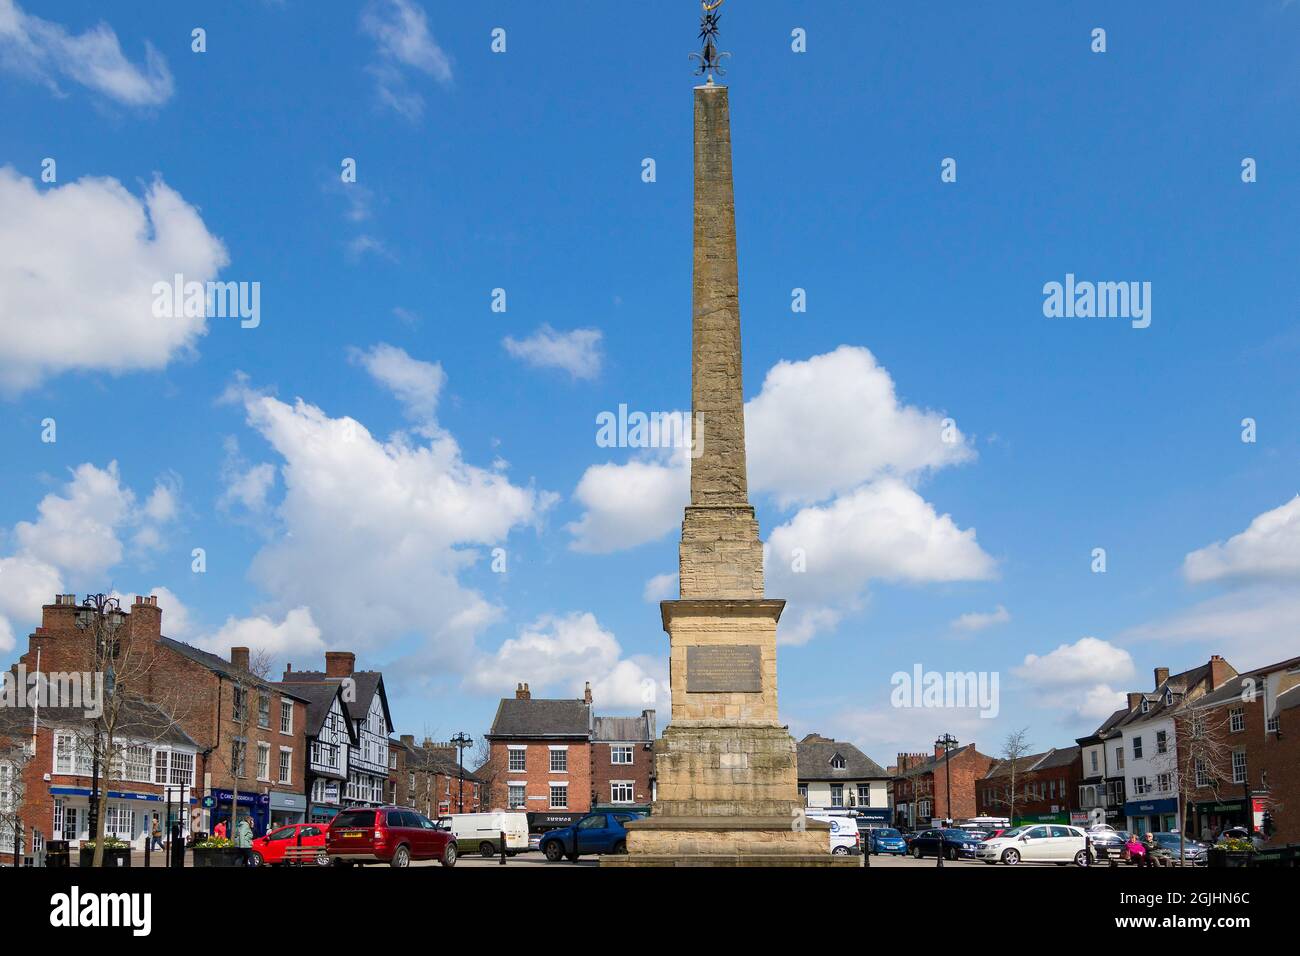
[499,830,507,865]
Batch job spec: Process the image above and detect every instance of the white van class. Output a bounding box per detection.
[436,812,530,857]
[807,811,861,856]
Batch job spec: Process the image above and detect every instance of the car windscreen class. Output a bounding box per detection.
[877,828,901,838]
[332,810,376,829]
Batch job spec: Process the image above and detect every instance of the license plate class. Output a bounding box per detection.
[341,831,363,839]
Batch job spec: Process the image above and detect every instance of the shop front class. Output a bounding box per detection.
[210,789,271,837]
[269,790,307,828]
[1124,797,1178,836]
[308,778,343,823]
[1013,812,1071,826]
[528,811,583,834]
[50,786,195,848]
[1190,798,1250,842]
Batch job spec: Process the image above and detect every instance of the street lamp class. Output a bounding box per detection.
[935,733,959,869]
[74,594,125,866]
[450,732,473,813]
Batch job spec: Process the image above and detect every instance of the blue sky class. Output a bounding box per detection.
[1,0,1298,766]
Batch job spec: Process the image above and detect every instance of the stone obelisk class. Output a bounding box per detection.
[609,74,850,867]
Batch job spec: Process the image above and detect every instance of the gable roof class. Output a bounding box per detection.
[279,669,392,730]
[272,680,358,743]
[591,711,656,743]
[1186,656,1300,711]
[487,697,591,739]
[796,734,889,781]
[893,743,987,779]
[159,637,309,702]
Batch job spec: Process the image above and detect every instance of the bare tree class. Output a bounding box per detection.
[471,738,499,810]
[984,729,1034,826]
[0,736,31,865]
[1159,705,1236,864]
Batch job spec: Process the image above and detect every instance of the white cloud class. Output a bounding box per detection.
[198,607,326,661]
[360,0,451,120]
[0,0,174,106]
[0,555,62,637]
[1014,637,1135,687]
[466,611,668,712]
[350,343,445,424]
[0,167,228,394]
[1183,496,1300,584]
[1013,636,1135,724]
[1122,586,1300,671]
[766,478,996,643]
[643,573,677,603]
[746,346,974,507]
[951,604,1010,632]
[566,451,688,553]
[227,374,554,662]
[503,325,603,381]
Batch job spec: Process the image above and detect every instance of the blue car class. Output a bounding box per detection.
[866,826,908,855]
[540,811,644,862]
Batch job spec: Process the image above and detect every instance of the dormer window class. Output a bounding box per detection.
[1164,690,1174,706]
[1140,699,1150,713]
[830,753,846,770]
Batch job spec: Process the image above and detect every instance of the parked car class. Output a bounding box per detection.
[435,812,529,858]
[539,811,643,861]
[865,826,908,855]
[909,828,983,861]
[326,807,457,868]
[1150,832,1210,866]
[976,824,1091,866]
[1087,828,1132,864]
[249,822,330,866]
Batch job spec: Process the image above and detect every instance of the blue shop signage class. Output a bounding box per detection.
[1123,797,1177,816]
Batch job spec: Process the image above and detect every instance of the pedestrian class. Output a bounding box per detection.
[150,815,164,851]
[213,818,227,840]
[1124,832,1146,866]
[1141,832,1163,867]
[235,815,255,865]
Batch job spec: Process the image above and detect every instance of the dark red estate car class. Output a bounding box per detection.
[250,822,330,866]
[326,807,457,868]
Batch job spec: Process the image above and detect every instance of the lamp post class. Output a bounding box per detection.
[450,732,473,813]
[935,733,959,869]
[74,594,125,867]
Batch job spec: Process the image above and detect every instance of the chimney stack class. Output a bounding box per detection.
[1208,654,1234,690]
[230,647,250,672]
[583,681,592,704]
[400,734,415,748]
[515,682,531,700]
[325,651,356,679]
[1153,667,1169,688]
[1127,692,1143,711]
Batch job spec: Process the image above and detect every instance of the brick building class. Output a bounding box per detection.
[14,594,309,836]
[591,710,655,813]
[484,682,592,826]
[892,742,994,827]
[278,681,357,823]
[976,745,1083,825]
[1178,656,1300,844]
[0,701,199,853]
[389,736,483,818]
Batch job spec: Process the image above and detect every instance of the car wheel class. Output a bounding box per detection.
[611,840,627,855]
[479,841,496,858]
[1075,849,1090,867]
[315,850,329,866]
[440,843,458,868]
[832,846,850,856]
[543,842,564,862]
[248,851,264,867]
[912,846,923,859]
[945,846,957,861]
[1002,848,1020,866]
[390,845,410,868]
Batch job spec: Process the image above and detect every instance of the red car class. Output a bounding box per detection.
[325,806,458,868]
[250,823,331,867]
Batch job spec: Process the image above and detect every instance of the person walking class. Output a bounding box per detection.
[150,815,164,851]
[235,815,255,865]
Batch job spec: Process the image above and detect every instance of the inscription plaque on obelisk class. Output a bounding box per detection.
[686,645,762,693]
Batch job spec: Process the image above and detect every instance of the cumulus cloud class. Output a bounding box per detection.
[567,449,689,553]
[0,167,228,394]
[747,346,974,506]
[350,343,445,424]
[0,463,180,649]
[766,478,996,644]
[360,0,452,120]
[225,371,554,664]
[0,0,174,106]
[951,604,1010,632]
[1014,636,1135,723]
[643,573,677,603]
[1183,496,1300,584]
[198,607,326,661]
[1122,586,1300,670]
[466,611,667,712]
[503,325,603,381]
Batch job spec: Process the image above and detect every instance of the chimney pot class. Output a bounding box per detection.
[583,680,592,704]
[516,682,531,700]
[230,646,251,672]
[325,651,356,679]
